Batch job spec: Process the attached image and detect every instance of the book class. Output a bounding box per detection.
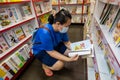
[21,5,32,17]
[0,7,11,27]
[35,4,42,15]
[112,19,120,45]
[11,53,24,68]
[21,24,31,36]
[3,29,19,47]
[100,4,112,24]
[0,35,9,54]
[0,66,7,78]
[13,27,26,41]
[105,6,119,29]
[68,39,93,57]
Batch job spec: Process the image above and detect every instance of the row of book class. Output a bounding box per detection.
[52,0,90,5]
[99,4,120,31]
[0,22,35,55]
[0,4,32,29]
[99,4,120,47]
[35,1,52,16]
[0,44,30,80]
[60,6,88,14]
[94,21,120,79]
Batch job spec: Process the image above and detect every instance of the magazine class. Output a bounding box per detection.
[68,39,93,57]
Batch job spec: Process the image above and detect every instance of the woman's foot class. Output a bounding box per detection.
[42,64,53,77]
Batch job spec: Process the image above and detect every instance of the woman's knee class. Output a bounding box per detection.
[50,60,64,71]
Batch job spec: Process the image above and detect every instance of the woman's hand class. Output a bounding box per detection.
[68,54,79,62]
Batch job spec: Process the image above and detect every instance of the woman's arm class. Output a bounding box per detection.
[46,50,78,62]
[64,41,71,50]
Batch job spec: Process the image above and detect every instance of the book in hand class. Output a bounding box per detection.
[68,39,93,57]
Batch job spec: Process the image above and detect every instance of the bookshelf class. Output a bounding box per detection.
[0,0,52,80]
[86,0,120,80]
[52,0,90,23]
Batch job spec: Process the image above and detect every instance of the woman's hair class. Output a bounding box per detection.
[48,9,72,25]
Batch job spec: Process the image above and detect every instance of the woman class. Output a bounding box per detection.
[32,9,79,76]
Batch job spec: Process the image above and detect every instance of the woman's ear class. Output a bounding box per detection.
[56,22,60,26]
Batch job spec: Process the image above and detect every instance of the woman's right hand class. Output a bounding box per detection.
[68,54,79,62]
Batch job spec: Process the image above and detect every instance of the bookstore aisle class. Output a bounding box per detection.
[18,24,87,80]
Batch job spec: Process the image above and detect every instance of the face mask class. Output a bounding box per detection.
[60,27,69,33]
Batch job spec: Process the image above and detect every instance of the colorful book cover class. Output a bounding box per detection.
[18,45,30,59]
[15,52,26,63]
[0,66,6,78]
[5,61,17,73]
[0,8,11,27]
[68,39,93,57]
[6,7,17,23]
[22,5,32,17]
[3,29,19,47]
[11,53,24,68]
[2,63,15,76]
[10,7,20,22]
[105,6,119,29]
[35,4,42,15]
[13,27,26,41]
[112,19,120,45]
[0,35,9,54]
[21,25,31,36]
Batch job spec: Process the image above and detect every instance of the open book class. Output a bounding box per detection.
[68,39,94,58]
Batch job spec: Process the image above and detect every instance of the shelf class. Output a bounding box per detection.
[99,0,119,5]
[11,54,34,80]
[87,67,96,80]
[0,16,35,34]
[94,44,113,80]
[37,10,52,17]
[0,0,30,5]
[0,35,32,61]
[94,16,120,67]
[60,3,83,6]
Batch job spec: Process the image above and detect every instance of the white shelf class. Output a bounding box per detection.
[88,67,96,80]
[94,16,120,66]
[0,16,35,32]
[99,0,118,5]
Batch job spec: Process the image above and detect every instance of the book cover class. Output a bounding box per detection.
[2,63,15,76]
[21,24,31,36]
[15,52,26,63]
[0,35,9,54]
[0,66,6,78]
[8,59,19,71]
[18,45,30,59]
[10,7,20,22]
[35,4,42,15]
[13,27,26,41]
[0,7,11,27]
[11,53,24,68]
[3,29,19,47]
[105,6,119,29]
[100,4,112,24]
[6,7,17,23]
[112,19,120,45]
[68,39,93,57]
[5,61,17,73]
[21,5,32,17]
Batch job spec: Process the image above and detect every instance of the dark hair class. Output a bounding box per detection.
[48,9,72,24]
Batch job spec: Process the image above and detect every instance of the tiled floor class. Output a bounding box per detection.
[18,24,87,80]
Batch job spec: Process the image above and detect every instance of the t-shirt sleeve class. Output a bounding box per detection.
[61,33,69,42]
[39,29,54,51]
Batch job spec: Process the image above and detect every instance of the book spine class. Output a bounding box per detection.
[11,54,24,68]
[6,61,18,73]
[2,63,15,76]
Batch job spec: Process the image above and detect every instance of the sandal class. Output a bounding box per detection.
[43,68,53,77]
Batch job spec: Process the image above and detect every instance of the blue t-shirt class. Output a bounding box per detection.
[32,23,69,55]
